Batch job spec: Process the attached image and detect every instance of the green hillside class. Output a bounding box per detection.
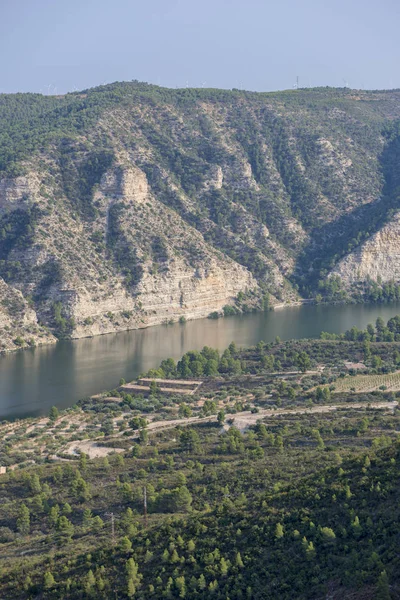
[1,326,400,598]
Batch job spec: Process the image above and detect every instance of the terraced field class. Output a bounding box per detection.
[332,370,400,393]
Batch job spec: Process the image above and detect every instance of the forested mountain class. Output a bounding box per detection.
[1,83,400,348]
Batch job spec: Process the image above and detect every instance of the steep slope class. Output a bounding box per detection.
[0,162,255,347]
[330,122,400,295]
[1,83,400,346]
[334,212,400,284]
[0,277,55,351]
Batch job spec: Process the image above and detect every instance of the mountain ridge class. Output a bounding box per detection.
[1,82,400,349]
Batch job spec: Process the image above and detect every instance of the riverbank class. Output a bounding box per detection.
[2,301,400,419]
[1,294,397,357]
[1,343,398,466]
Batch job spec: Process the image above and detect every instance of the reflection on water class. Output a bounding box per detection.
[2,301,400,418]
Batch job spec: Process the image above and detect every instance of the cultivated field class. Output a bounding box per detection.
[332,371,400,393]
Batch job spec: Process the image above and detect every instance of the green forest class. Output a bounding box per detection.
[1,318,400,598]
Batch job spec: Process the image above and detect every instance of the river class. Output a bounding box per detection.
[1,301,400,419]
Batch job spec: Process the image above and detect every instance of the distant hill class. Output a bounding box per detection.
[1,83,400,348]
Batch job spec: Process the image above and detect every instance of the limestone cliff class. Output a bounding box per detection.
[1,83,400,348]
[0,160,257,347]
[333,212,400,284]
[0,278,56,352]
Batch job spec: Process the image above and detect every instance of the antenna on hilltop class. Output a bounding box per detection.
[105,512,116,546]
[343,78,349,89]
[293,76,299,90]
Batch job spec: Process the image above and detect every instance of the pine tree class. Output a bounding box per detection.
[82,508,93,528]
[165,577,173,597]
[235,552,244,568]
[198,574,206,590]
[162,548,170,562]
[306,541,316,560]
[79,452,88,471]
[170,548,180,563]
[48,406,59,421]
[122,507,137,537]
[97,575,105,592]
[85,570,96,594]
[352,515,362,537]
[275,522,284,539]
[63,502,72,515]
[44,571,55,589]
[144,549,153,563]
[56,515,74,543]
[125,557,142,596]
[48,504,60,528]
[120,536,133,553]
[217,410,226,425]
[220,557,229,576]
[29,473,42,495]
[320,526,336,541]
[175,576,186,598]
[126,558,139,580]
[376,570,391,600]
[23,575,32,592]
[53,465,63,484]
[17,503,30,535]
[127,578,136,598]
[209,579,218,592]
[92,515,104,532]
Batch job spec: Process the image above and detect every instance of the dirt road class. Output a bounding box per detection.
[60,400,397,458]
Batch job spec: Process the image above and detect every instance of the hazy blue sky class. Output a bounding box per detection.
[1,0,399,94]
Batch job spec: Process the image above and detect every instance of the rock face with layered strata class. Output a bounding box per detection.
[1,83,400,349]
[333,213,400,284]
[0,161,257,348]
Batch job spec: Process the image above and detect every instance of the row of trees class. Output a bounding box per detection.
[145,343,242,379]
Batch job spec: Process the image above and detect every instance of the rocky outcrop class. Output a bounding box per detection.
[0,278,56,352]
[0,173,42,216]
[71,259,254,339]
[333,212,400,284]
[69,163,257,338]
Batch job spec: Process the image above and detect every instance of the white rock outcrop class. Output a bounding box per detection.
[333,212,400,284]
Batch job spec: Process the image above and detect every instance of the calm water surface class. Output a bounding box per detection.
[2,302,400,418]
